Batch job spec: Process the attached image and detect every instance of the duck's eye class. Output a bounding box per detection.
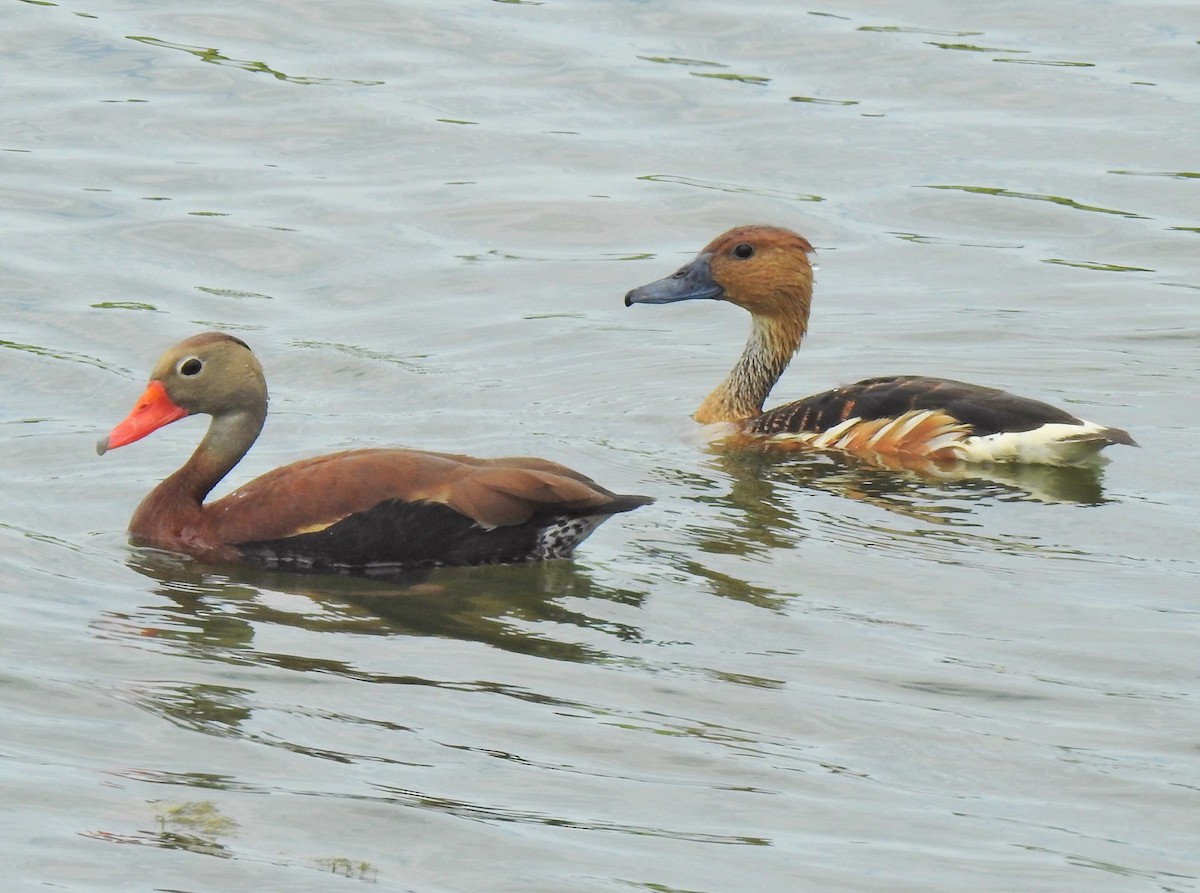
[733,243,754,259]
[178,357,203,377]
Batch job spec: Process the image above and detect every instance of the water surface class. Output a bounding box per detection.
[2,1,1197,891]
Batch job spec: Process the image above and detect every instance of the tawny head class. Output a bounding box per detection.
[624,225,815,322]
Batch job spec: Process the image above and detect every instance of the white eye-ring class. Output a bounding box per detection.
[177,356,204,377]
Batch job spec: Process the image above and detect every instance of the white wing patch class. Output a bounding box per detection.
[954,422,1121,465]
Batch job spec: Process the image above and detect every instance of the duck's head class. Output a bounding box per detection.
[624,225,814,322]
[98,332,267,454]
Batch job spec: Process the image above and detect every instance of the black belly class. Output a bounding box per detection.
[235,499,600,570]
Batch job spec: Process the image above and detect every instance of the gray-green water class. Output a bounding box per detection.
[2,1,1197,891]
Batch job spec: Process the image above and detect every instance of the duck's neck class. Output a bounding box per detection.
[695,312,807,425]
[129,408,265,542]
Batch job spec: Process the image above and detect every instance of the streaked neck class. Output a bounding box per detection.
[695,312,806,424]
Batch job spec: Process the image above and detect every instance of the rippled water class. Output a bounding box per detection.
[3,1,1198,891]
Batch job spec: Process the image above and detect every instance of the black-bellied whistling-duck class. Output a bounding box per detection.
[624,225,1135,466]
[97,332,651,569]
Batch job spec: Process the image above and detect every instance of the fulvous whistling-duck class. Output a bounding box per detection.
[625,225,1134,465]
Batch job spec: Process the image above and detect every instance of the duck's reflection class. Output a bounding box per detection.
[95,549,656,779]
[115,547,647,669]
[672,445,1117,570]
[717,445,1112,513]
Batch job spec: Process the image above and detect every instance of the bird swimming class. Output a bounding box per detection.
[98,332,651,570]
[624,225,1134,465]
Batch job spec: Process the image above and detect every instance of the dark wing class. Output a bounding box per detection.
[748,375,1090,438]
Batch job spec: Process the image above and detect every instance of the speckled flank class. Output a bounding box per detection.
[533,516,606,559]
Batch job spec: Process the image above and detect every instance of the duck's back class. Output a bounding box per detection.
[746,375,1135,464]
[207,448,652,570]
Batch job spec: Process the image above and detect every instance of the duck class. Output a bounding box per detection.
[624,225,1135,465]
[97,332,651,570]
